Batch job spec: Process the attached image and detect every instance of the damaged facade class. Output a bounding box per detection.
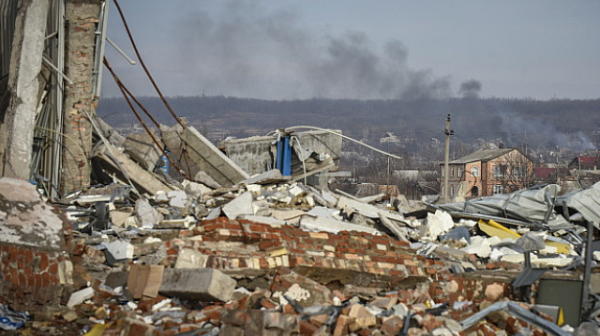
[1,1,600,336]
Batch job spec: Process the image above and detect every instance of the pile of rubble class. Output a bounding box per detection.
[2,123,600,336]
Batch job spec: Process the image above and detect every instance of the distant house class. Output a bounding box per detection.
[568,156,600,170]
[440,148,533,198]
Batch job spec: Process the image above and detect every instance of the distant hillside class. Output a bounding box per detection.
[97,96,600,155]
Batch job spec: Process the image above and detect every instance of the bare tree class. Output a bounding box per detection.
[494,150,534,193]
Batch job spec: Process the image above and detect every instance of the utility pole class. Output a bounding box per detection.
[442,114,454,203]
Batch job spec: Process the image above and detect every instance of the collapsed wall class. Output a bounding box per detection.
[0,177,74,311]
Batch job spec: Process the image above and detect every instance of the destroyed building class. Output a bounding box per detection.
[2,1,600,336]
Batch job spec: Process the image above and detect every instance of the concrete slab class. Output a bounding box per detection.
[123,132,162,171]
[165,125,249,187]
[159,268,237,302]
[242,169,289,185]
[104,240,134,260]
[222,191,253,220]
[93,143,173,195]
[300,215,381,235]
[239,215,286,227]
[175,249,208,269]
[67,287,94,308]
[135,198,163,229]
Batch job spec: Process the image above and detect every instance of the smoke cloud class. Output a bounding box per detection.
[172,0,453,100]
[459,79,482,98]
[496,112,596,151]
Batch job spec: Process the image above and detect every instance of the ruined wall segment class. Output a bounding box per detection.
[61,0,101,194]
[0,177,74,311]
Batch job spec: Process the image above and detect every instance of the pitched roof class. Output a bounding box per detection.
[450,148,515,164]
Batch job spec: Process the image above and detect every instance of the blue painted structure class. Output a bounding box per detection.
[276,136,292,176]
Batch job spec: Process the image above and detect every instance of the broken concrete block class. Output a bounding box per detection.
[205,207,221,220]
[182,179,212,197]
[321,190,338,207]
[271,270,333,308]
[461,236,496,258]
[104,239,134,260]
[109,207,133,227]
[251,199,272,216]
[135,198,163,229]
[167,190,188,208]
[222,191,253,219]
[308,206,340,219]
[288,184,305,197]
[300,215,381,235]
[123,132,162,171]
[155,216,195,229]
[379,213,409,242]
[359,193,386,204]
[239,215,286,227]
[174,249,208,269]
[424,210,455,241]
[163,124,249,187]
[194,170,222,189]
[246,184,262,195]
[159,268,236,302]
[93,143,173,195]
[271,209,307,224]
[67,287,94,308]
[242,169,289,185]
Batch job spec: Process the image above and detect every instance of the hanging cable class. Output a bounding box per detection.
[283,126,403,160]
[112,0,185,128]
[103,63,161,129]
[104,58,191,181]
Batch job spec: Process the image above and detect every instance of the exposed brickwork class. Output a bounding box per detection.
[61,0,102,194]
[0,178,75,312]
[0,244,71,311]
[165,218,425,288]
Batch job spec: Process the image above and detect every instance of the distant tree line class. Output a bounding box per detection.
[97,96,600,158]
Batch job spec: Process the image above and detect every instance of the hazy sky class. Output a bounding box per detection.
[102,0,600,100]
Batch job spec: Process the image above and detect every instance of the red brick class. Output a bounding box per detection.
[40,253,49,270]
[299,320,318,335]
[248,224,268,232]
[128,321,153,336]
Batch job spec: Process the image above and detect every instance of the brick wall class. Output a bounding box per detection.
[0,245,72,311]
[0,178,75,311]
[161,217,521,309]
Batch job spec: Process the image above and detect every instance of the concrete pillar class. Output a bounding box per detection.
[60,0,101,194]
[1,0,49,180]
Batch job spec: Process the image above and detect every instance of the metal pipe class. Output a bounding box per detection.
[284,126,402,160]
[92,0,111,97]
[106,37,137,65]
[42,56,73,84]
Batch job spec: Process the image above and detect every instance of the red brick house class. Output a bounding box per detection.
[440,148,533,198]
